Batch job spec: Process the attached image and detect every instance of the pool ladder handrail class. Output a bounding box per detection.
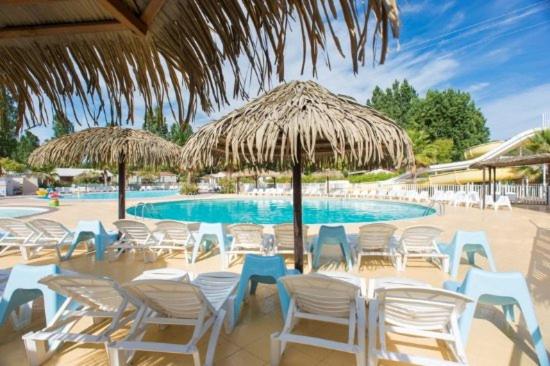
[136,202,156,220]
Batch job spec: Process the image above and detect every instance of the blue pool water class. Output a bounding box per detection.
[128,198,434,224]
[0,207,49,218]
[60,190,178,200]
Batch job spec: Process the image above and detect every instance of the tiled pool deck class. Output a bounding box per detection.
[0,194,548,365]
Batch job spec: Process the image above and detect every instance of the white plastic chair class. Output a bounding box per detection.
[466,191,482,209]
[368,286,472,366]
[23,273,138,366]
[109,220,159,262]
[271,274,366,366]
[355,223,400,270]
[153,220,196,262]
[107,274,238,366]
[398,226,449,272]
[226,224,266,265]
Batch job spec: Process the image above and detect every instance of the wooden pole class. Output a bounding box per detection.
[326,175,329,195]
[292,139,304,273]
[488,167,492,197]
[118,154,126,219]
[493,167,497,202]
[482,168,486,209]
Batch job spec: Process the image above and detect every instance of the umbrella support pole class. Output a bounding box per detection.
[292,143,304,273]
[118,157,125,220]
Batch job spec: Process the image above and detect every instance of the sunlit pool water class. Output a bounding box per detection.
[128,198,435,224]
[55,190,179,200]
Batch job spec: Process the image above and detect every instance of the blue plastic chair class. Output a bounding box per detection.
[0,264,66,328]
[312,225,353,270]
[62,220,118,261]
[438,231,497,279]
[234,255,300,321]
[444,269,549,366]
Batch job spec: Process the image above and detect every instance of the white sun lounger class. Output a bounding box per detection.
[271,274,366,366]
[23,273,139,366]
[28,219,77,259]
[0,218,42,260]
[226,224,267,265]
[355,223,400,270]
[398,226,449,272]
[368,286,472,366]
[107,273,239,366]
[153,220,196,262]
[109,220,159,262]
[494,195,512,211]
[273,223,311,271]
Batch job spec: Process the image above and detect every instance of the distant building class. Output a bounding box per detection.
[54,168,112,184]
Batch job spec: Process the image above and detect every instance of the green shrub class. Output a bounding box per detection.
[74,171,103,184]
[218,178,236,193]
[348,172,398,183]
[180,182,199,195]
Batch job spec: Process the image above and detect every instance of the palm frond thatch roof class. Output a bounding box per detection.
[471,154,550,169]
[181,80,414,170]
[28,127,181,168]
[0,0,400,130]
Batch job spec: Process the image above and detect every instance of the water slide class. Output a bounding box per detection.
[392,127,543,184]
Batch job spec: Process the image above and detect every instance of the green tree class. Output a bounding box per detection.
[143,107,169,138]
[14,130,40,164]
[407,129,454,167]
[170,123,193,146]
[0,157,26,174]
[0,88,18,158]
[366,79,418,127]
[52,113,74,138]
[408,89,489,161]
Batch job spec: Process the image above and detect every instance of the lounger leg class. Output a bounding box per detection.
[250,278,259,295]
[23,333,49,366]
[270,333,282,366]
[367,300,379,366]
[205,310,226,366]
[186,350,199,366]
[107,346,127,366]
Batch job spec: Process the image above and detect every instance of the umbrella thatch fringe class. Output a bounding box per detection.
[181,80,413,170]
[28,127,181,168]
[0,0,399,131]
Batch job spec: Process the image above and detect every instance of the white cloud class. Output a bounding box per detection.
[466,82,490,93]
[480,83,550,140]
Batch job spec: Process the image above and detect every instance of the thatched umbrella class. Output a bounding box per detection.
[28,127,181,219]
[0,0,399,130]
[181,81,414,271]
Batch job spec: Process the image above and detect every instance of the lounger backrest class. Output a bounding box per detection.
[154,220,192,242]
[281,274,360,318]
[40,274,134,312]
[273,223,309,249]
[358,223,397,251]
[400,226,442,251]
[228,224,264,248]
[113,220,153,242]
[192,272,239,312]
[29,219,69,240]
[123,280,212,318]
[374,287,472,331]
[0,218,37,240]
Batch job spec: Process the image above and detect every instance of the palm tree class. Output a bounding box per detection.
[526,130,550,153]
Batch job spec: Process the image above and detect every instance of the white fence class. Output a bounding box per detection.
[241,181,548,205]
[351,182,548,205]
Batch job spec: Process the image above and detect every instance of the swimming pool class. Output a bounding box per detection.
[0,207,49,218]
[60,190,179,200]
[128,198,435,224]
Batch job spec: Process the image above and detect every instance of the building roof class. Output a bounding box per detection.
[54,168,112,178]
[470,153,550,169]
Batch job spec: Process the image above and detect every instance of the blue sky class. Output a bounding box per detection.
[31,0,550,142]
